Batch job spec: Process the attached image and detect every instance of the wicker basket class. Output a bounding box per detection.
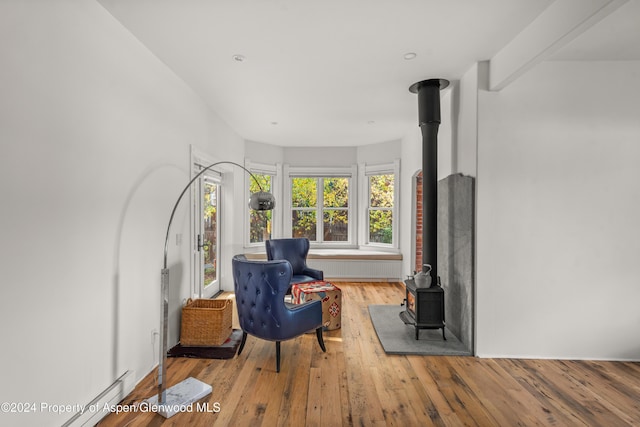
[180,298,232,346]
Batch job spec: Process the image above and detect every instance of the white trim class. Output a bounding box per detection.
[198,176,221,299]
[190,146,223,299]
[364,161,395,175]
[274,162,283,238]
[283,164,292,237]
[62,371,135,426]
[287,165,353,177]
[245,159,277,175]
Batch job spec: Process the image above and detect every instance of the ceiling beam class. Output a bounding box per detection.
[489,0,628,91]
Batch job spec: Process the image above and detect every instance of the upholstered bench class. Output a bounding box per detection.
[291,281,342,330]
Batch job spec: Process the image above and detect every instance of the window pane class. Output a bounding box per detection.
[323,209,348,241]
[292,210,316,240]
[324,177,348,208]
[369,210,393,244]
[370,174,394,208]
[250,173,271,193]
[250,174,272,243]
[203,182,217,285]
[292,177,317,208]
[250,210,272,243]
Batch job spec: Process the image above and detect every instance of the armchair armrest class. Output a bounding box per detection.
[284,299,323,332]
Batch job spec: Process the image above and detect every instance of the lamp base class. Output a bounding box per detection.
[145,377,212,418]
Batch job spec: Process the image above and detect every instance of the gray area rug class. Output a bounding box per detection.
[369,305,471,356]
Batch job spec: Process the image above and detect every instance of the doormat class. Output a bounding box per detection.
[369,305,471,356]
[168,329,242,359]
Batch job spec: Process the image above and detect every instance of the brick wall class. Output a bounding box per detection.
[415,171,422,272]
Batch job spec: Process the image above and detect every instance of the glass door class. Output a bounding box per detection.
[195,172,221,298]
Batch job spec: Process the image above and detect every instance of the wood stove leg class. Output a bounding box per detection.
[415,327,419,340]
[442,327,446,341]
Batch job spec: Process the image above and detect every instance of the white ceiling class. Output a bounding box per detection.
[98,0,640,147]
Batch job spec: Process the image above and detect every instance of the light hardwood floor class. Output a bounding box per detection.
[99,282,640,426]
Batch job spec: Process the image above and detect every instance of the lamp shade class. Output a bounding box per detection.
[249,191,276,211]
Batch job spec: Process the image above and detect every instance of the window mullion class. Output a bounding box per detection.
[317,178,323,243]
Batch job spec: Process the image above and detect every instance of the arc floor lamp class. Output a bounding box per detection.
[146,160,275,418]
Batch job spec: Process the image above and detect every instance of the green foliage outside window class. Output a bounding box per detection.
[323,178,348,207]
[291,177,349,242]
[253,171,393,245]
[249,174,272,243]
[292,177,317,207]
[323,178,348,241]
[369,174,394,244]
[204,183,217,283]
[291,177,317,240]
[293,210,316,240]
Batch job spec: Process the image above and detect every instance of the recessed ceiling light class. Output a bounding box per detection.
[403,52,417,60]
[232,54,246,62]
[270,121,278,125]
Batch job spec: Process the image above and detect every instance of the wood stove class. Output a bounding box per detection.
[400,278,445,340]
[400,78,449,340]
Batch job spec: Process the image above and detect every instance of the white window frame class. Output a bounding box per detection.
[359,159,400,250]
[284,165,357,248]
[244,160,280,248]
[191,148,224,298]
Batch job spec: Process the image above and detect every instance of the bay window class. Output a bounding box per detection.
[247,161,398,249]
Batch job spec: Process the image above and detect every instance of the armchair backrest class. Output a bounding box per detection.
[265,238,310,275]
[232,255,296,341]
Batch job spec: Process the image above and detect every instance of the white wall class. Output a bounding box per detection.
[245,140,285,165]
[356,139,401,164]
[0,1,244,425]
[475,61,640,360]
[249,140,402,170]
[283,146,357,167]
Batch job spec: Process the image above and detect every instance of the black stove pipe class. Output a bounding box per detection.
[409,79,449,287]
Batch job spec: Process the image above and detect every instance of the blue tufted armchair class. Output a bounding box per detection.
[265,238,323,290]
[232,255,326,372]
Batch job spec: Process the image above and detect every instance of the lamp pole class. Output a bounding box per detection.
[148,161,275,417]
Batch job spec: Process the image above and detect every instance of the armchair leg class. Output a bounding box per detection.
[237,331,248,356]
[275,341,281,373]
[316,327,326,352]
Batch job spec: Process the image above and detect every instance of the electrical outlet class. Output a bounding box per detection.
[151,328,159,344]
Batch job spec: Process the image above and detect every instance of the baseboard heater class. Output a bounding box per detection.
[308,258,402,281]
[62,370,135,427]
[244,251,403,281]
